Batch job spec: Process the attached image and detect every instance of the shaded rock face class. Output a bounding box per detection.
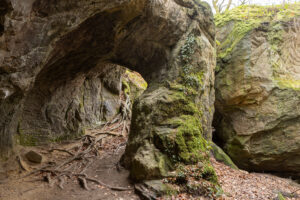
[0,0,215,181]
[215,10,300,177]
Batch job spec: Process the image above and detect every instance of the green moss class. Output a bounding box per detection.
[17,134,38,146]
[267,21,300,90]
[275,78,300,90]
[216,3,300,59]
[202,164,218,184]
[170,115,209,163]
[215,3,300,27]
[218,20,256,59]
[125,70,147,90]
[163,184,179,196]
[122,79,131,95]
[122,70,147,101]
[168,161,219,198]
[50,130,84,143]
[167,81,198,96]
[155,89,201,121]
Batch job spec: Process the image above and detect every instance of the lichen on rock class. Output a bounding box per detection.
[214,3,300,178]
[122,1,217,191]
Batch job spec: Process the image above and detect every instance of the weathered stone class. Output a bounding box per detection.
[135,180,177,199]
[214,4,300,178]
[0,0,216,186]
[25,150,43,163]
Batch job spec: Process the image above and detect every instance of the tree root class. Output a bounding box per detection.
[85,176,132,191]
[20,120,131,192]
[78,176,89,190]
[49,148,74,156]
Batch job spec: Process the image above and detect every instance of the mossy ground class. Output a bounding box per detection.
[163,162,222,199]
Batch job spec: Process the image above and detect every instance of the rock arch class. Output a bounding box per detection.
[0,0,215,180]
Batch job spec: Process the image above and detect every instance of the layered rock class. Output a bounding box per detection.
[0,0,216,185]
[214,4,300,177]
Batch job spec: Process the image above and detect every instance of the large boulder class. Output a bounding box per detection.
[0,0,217,185]
[214,4,300,178]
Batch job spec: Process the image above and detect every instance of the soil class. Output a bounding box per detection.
[0,124,139,200]
[0,123,299,200]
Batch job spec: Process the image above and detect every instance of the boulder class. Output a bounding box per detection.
[214,4,300,177]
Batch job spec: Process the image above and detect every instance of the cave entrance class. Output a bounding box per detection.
[17,7,167,146]
[17,60,148,195]
[18,62,147,146]
[13,4,169,193]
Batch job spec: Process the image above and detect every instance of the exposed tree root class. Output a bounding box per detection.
[78,176,89,190]
[20,118,132,192]
[49,148,74,156]
[85,176,131,191]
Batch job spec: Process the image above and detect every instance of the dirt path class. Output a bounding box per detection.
[0,123,139,200]
[0,124,299,200]
[0,145,139,200]
[0,152,138,200]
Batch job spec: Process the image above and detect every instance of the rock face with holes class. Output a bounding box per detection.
[0,0,216,183]
[214,5,300,178]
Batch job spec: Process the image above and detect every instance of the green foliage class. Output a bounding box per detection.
[202,165,218,184]
[278,192,286,200]
[180,34,196,63]
[178,34,204,90]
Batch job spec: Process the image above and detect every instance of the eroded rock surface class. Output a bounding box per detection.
[0,0,216,184]
[214,5,300,177]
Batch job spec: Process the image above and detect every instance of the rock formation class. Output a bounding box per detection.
[0,0,216,184]
[214,5,300,178]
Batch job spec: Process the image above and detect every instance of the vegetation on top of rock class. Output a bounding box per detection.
[215,3,300,59]
[215,3,300,27]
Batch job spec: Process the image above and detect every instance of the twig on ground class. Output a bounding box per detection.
[21,164,55,179]
[96,131,122,137]
[85,176,132,191]
[49,148,74,156]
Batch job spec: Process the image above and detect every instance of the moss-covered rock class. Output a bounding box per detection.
[122,1,217,192]
[215,3,300,60]
[211,143,238,170]
[122,69,147,101]
[214,3,300,178]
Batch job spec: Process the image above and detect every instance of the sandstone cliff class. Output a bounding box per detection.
[214,4,300,178]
